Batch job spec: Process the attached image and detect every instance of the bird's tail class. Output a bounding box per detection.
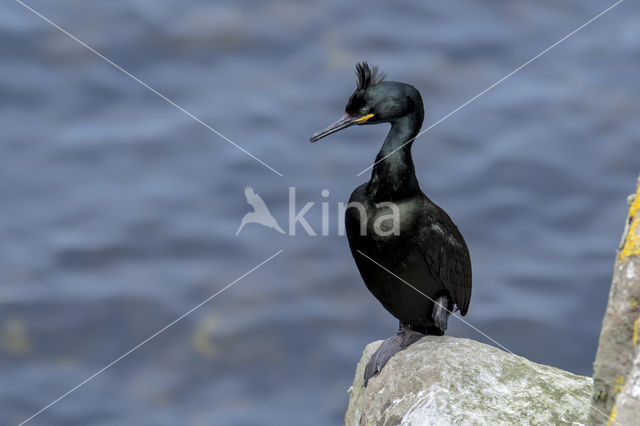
[272,222,285,234]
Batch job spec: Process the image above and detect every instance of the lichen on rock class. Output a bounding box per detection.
[590,175,640,425]
[345,336,592,426]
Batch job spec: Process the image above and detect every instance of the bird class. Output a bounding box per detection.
[310,62,472,385]
[236,186,285,235]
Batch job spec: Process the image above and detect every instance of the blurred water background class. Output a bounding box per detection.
[1,0,640,424]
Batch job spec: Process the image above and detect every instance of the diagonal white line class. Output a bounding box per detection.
[356,0,625,177]
[15,0,284,177]
[17,249,284,426]
[356,250,511,352]
[356,249,615,424]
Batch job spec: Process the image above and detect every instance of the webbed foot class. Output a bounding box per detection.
[364,325,424,386]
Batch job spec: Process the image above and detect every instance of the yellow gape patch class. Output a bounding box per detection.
[355,113,374,123]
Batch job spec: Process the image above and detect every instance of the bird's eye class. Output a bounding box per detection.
[360,108,368,115]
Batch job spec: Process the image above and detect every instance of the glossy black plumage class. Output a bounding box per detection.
[346,184,471,330]
[311,62,472,383]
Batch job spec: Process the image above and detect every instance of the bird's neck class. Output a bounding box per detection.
[368,114,422,201]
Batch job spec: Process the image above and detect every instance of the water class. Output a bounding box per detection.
[1,0,639,424]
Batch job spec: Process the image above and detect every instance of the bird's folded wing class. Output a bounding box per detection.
[417,221,472,315]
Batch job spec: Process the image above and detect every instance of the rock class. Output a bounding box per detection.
[590,175,640,425]
[345,336,592,426]
[612,348,640,425]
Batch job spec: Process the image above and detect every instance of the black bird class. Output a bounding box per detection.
[310,63,472,385]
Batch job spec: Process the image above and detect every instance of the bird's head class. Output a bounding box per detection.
[310,62,424,143]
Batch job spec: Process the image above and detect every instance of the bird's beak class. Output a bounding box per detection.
[310,113,374,143]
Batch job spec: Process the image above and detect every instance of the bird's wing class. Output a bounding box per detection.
[417,216,472,316]
[244,186,269,211]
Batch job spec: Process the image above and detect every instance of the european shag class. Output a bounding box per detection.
[310,63,472,385]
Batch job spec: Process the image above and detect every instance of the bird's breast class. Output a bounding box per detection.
[345,197,422,242]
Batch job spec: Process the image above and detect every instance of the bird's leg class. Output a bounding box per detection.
[364,321,424,386]
[432,294,451,332]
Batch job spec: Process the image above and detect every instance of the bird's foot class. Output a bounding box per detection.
[364,326,424,386]
[432,295,451,332]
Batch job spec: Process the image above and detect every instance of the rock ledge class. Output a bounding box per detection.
[345,336,592,426]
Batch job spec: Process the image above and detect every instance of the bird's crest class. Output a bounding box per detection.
[355,62,386,92]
